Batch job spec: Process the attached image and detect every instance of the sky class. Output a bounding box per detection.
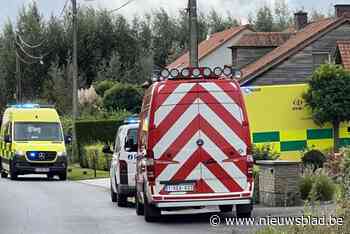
[0,0,349,27]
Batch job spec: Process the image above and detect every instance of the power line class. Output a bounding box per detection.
[59,0,70,18]
[109,0,137,13]
[17,33,44,49]
[15,51,37,65]
[15,39,43,60]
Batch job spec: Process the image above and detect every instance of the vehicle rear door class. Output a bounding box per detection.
[197,81,249,193]
[152,81,203,195]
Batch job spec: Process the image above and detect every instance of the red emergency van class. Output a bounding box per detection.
[135,67,254,222]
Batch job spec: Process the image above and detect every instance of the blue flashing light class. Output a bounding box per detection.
[28,152,37,160]
[10,103,40,109]
[124,116,140,124]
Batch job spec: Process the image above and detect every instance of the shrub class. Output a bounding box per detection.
[311,173,336,201]
[83,144,111,171]
[94,80,115,97]
[102,82,143,113]
[252,144,280,161]
[299,169,336,201]
[299,174,314,200]
[302,149,327,171]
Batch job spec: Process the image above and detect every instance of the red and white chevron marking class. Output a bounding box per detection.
[151,81,250,195]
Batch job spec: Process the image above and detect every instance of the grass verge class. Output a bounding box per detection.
[68,164,109,181]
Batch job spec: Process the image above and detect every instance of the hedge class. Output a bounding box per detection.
[82,144,111,171]
[75,119,124,145]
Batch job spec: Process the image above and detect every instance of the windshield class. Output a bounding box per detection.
[14,122,63,141]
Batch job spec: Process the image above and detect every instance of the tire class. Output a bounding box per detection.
[135,193,144,216]
[144,195,160,223]
[236,204,253,218]
[111,183,118,203]
[10,161,18,180]
[219,205,233,213]
[59,172,67,181]
[1,171,8,178]
[117,191,127,207]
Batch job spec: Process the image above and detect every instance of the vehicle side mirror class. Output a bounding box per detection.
[65,135,72,144]
[102,144,113,154]
[4,135,11,143]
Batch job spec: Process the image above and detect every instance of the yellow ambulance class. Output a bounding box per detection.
[242,84,350,160]
[0,104,70,180]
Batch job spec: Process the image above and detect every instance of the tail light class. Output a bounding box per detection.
[119,160,128,174]
[146,150,155,184]
[246,146,254,180]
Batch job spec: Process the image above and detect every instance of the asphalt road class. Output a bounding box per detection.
[0,175,326,234]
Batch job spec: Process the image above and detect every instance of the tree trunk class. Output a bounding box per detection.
[333,121,340,153]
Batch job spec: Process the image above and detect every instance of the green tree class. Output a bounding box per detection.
[274,0,292,31]
[102,82,143,113]
[303,64,350,152]
[254,6,274,32]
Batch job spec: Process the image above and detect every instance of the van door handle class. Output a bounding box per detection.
[204,159,216,165]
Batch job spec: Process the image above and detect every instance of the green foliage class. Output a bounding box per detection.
[303,64,350,126]
[75,119,124,145]
[82,143,111,171]
[252,144,280,161]
[299,169,336,201]
[301,149,327,171]
[102,82,143,113]
[254,6,274,32]
[299,174,314,200]
[94,80,115,97]
[303,64,350,151]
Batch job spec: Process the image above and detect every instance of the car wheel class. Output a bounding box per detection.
[236,204,253,218]
[135,193,144,216]
[219,205,233,213]
[59,172,67,181]
[111,183,118,203]
[10,160,18,180]
[144,195,160,223]
[117,190,127,207]
[1,171,8,178]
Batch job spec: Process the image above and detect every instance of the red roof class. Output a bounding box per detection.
[337,41,350,70]
[240,17,350,84]
[233,32,294,47]
[167,25,251,69]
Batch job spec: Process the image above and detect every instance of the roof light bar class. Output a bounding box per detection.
[223,67,232,76]
[203,67,212,77]
[213,67,223,76]
[7,104,54,109]
[181,68,190,77]
[160,69,170,79]
[124,115,140,124]
[169,68,180,79]
[192,68,201,78]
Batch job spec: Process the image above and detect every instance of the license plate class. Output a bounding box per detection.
[165,183,194,192]
[35,168,50,173]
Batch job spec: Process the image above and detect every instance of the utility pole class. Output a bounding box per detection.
[72,0,79,161]
[15,45,22,103]
[188,0,198,67]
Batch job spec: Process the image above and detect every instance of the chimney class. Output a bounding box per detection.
[294,11,308,31]
[335,5,350,18]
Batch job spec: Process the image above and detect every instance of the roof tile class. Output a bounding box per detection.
[167,25,250,69]
[232,32,294,47]
[337,41,350,70]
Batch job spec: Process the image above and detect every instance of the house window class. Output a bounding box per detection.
[232,48,238,67]
[313,52,330,70]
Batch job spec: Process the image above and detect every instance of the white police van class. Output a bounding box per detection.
[103,116,139,207]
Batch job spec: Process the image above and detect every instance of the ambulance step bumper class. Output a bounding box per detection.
[155,199,251,208]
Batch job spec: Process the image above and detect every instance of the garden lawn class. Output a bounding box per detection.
[68,164,109,181]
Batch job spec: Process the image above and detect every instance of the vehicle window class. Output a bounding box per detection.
[126,128,138,146]
[14,122,63,141]
[114,128,122,152]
